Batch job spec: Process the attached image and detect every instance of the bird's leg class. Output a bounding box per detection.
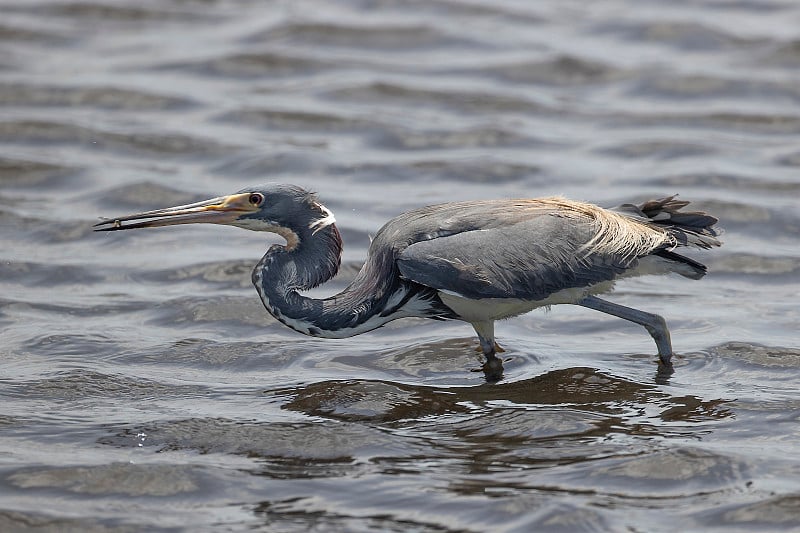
[472,320,504,381]
[577,295,674,366]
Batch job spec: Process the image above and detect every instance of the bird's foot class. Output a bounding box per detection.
[655,353,675,384]
[481,355,504,383]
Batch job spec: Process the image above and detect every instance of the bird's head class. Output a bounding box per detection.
[94,184,336,250]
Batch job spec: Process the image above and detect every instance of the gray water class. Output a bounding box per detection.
[2,0,800,531]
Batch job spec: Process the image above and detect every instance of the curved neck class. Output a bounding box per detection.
[252,224,417,338]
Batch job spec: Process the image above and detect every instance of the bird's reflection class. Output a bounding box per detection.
[277,367,730,427]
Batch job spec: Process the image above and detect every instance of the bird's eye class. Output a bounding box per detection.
[248,193,264,206]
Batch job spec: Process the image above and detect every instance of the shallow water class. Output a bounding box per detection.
[1,0,800,531]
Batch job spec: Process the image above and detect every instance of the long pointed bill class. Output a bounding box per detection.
[93,193,259,231]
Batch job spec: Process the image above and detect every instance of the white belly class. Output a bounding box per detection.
[438,281,616,323]
[435,254,687,324]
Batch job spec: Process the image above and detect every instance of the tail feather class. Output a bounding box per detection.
[613,195,721,250]
[654,249,708,279]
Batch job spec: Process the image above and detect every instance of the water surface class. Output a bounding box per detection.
[1,0,799,531]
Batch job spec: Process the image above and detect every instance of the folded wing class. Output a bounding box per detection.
[397,210,645,300]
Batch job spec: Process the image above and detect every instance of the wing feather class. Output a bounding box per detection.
[396,210,651,300]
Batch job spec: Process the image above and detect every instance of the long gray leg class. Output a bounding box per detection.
[577,295,673,365]
[471,320,504,381]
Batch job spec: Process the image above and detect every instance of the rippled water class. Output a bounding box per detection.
[2,0,800,530]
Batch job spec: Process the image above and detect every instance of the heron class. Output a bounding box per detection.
[95,184,720,380]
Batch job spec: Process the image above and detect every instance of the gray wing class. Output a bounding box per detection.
[396,213,633,300]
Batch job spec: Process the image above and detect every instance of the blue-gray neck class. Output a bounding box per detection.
[252,224,421,338]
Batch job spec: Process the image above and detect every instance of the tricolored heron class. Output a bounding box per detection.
[95,184,720,380]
